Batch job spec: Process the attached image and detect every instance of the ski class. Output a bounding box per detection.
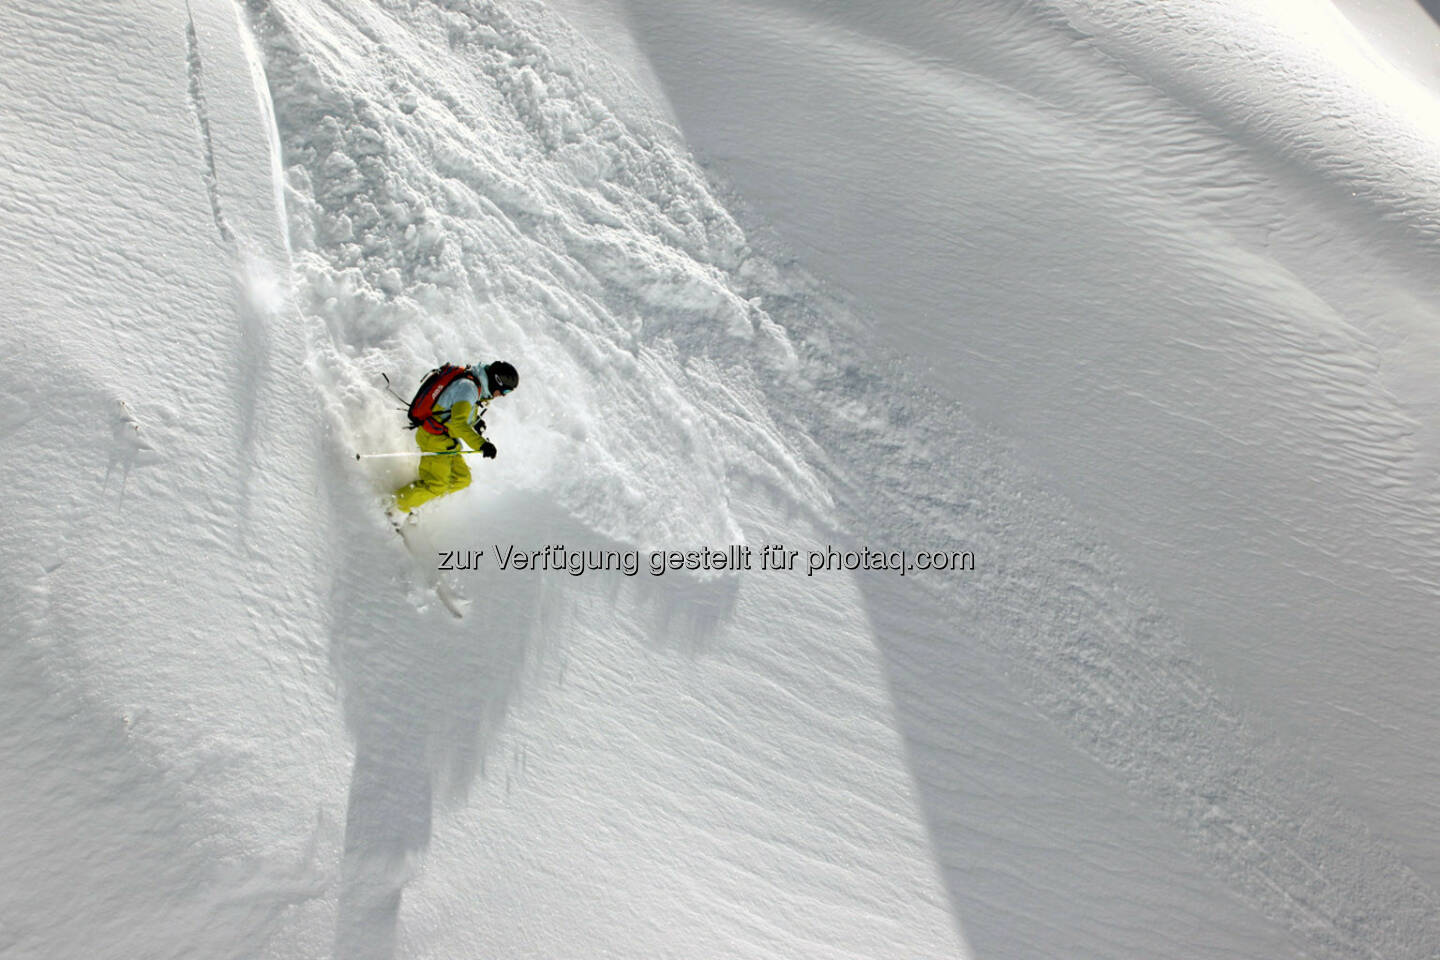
[390,515,470,619]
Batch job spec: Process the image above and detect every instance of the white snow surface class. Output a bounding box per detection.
[2,1,1439,959]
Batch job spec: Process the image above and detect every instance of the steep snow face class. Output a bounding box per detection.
[622,0,1440,940]
[240,1,986,957]
[251,0,812,551]
[245,1,973,955]
[0,1,342,957]
[7,0,1440,959]
[1,0,965,958]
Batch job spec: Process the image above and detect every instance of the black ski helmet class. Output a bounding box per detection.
[485,360,519,395]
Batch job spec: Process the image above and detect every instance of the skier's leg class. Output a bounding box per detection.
[394,439,456,512]
[448,455,472,494]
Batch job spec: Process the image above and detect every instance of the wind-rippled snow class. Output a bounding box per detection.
[3,1,1439,958]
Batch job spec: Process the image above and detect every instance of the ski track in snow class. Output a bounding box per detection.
[186,0,238,247]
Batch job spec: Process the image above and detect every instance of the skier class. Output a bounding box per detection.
[391,360,519,516]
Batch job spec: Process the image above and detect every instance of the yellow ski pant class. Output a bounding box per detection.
[393,430,471,513]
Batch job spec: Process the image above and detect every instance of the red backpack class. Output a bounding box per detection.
[407,365,482,435]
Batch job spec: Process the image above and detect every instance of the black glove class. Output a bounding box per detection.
[480,441,497,459]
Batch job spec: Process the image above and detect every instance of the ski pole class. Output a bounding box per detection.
[354,449,484,460]
[380,373,410,406]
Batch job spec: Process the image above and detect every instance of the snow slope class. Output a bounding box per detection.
[622,1,1440,951]
[4,1,954,957]
[3,0,1440,958]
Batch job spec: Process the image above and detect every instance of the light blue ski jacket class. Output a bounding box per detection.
[434,365,493,411]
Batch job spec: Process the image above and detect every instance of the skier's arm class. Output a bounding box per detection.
[446,402,488,451]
